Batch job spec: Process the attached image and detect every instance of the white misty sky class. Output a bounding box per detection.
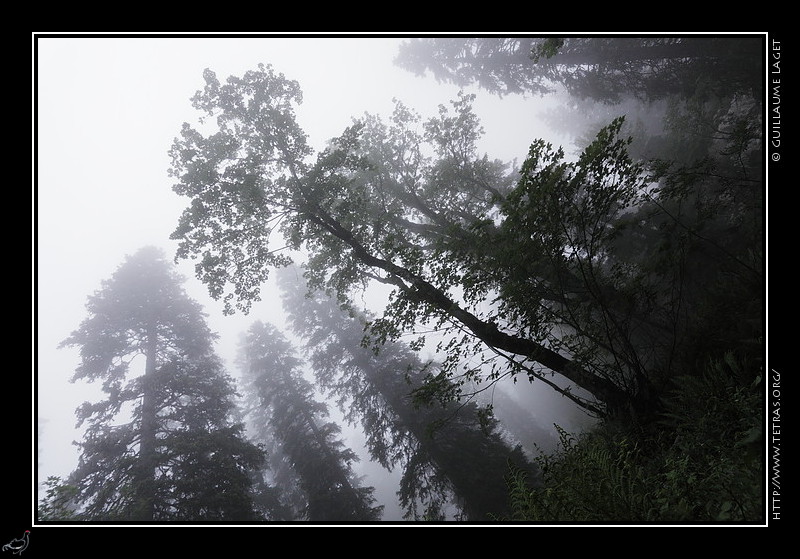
[34,34,578,520]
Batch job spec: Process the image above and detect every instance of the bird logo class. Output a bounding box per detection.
[2,531,29,555]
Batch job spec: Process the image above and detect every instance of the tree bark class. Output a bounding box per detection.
[307,205,630,412]
[135,326,158,521]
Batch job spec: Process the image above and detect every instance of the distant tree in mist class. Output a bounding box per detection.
[238,320,384,521]
[394,36,762,103]
[277,266,539,521]
[55,246,265,521]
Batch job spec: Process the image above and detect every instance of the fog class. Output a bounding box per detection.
[36,34,762,526]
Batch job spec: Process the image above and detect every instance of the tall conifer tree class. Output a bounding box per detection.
[59,246,264,521]
[238,321,384,522]
[277,267,539,520]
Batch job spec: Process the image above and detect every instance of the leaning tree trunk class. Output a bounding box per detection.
[306,205,631,414]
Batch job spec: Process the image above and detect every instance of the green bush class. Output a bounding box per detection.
[500,353,763,523]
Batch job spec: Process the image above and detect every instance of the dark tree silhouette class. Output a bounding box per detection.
[169,48,763,426]
[169,65,637,416]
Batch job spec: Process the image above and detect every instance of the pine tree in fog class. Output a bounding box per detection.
[238,321,384,521]
[58,246,264,521]
[278,267,540,521]
[395,37,762,103]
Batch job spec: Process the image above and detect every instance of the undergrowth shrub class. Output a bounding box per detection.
[499,352,763,522]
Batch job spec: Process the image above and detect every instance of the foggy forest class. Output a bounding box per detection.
[35,34,768,527]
